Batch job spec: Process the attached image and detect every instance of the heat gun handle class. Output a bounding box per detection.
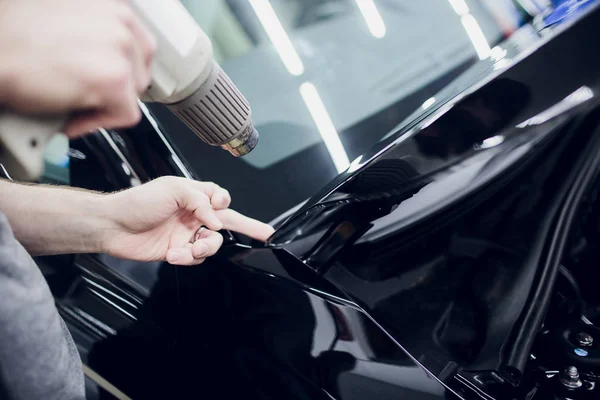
[0,113,65,181]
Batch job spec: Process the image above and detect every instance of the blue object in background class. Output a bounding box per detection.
[544,0,600,26]
[574,347,589,357]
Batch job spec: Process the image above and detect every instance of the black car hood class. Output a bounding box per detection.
[256,3,600,390]
[269,7,600,255]
[60,5,600,399]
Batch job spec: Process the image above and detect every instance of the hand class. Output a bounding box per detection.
[0,0,155,136]
[101,177,275,266]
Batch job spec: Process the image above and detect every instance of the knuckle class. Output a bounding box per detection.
[201,182,218,193]
[117,3,136,25]
[146,35,158,59]
[111,104,140,128]
[103,61,130,87]
[137,74,152,94]
[114,28,134,52]
[125,106,142,125]
[197,192,211,205]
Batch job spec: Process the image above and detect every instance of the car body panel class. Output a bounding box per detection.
[57,248,456,399]
[272,4,600,246]
[50,3,600,399]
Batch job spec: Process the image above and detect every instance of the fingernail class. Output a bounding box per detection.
[194,244,207,258]
[167,250,180,263]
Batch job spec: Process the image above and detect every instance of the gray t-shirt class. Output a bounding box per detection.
[0,212,84,399]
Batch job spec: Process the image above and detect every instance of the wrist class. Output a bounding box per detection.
[88,193,121,255]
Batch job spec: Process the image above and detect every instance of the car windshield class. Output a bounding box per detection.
[151,0,544,222]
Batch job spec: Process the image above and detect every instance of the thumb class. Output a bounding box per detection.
[215,209,275,242]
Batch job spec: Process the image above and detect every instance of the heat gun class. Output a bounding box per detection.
[0,0,258,181]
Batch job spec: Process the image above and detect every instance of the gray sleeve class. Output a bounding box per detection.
[0,212,85,400]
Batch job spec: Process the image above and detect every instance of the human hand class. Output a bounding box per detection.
[100,177,275,266]
[0,0,155,136]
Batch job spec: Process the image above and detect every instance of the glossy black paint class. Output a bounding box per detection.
[59,249,456,400]
[145,60,476,223]
[63,108,458,398]
[50,4,600,400]
[259,6,600,394]
[69,104,195,192]
[272,7,600,245]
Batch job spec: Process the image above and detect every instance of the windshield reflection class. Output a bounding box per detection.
[153,1,545,222]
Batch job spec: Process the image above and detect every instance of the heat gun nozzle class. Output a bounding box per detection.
[167,61,258,157]
[221,125,259,157]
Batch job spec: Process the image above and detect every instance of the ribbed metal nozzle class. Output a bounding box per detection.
[221,125,259,157]
[167,61,258,157]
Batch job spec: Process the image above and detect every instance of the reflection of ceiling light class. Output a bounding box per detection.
[448,0,470,15]
[565,86,594,104]
[493,58,511,70]
[449,0,490,60]
[490,46,507,62]
[461,14,490,59]
[355,0,386,38]
[299,82,350,173]
[421,97,436,110]
[248,0,304,76]
[517,86,594,128]
[347,155,364,173]
[476,135,505,150]
[490,46,509,70]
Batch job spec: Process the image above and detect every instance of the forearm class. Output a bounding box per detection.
[0,179,114,255]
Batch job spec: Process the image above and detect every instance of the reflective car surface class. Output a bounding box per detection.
[145,0,539,223]
[39,1,600,399]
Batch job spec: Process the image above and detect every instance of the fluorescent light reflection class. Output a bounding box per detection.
[517,87,594,128]
[422,97,436,110]
[448,0,491,60]
[355,0,387,38]
[448,0,470,15]
[249,0,304,76]
[490,46,507,61]
[299,82,350,173]
[478,135,505,150]
[461,14,491,59]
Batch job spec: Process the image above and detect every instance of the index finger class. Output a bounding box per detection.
[215,209,275,242]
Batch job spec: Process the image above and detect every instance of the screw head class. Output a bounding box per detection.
[576,332,594,347]
[560,366,583,389]
[565,366,579,378]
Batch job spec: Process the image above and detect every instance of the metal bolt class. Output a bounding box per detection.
[560,366,583,389]
[566,366,579,377]
[576,332,594,347]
